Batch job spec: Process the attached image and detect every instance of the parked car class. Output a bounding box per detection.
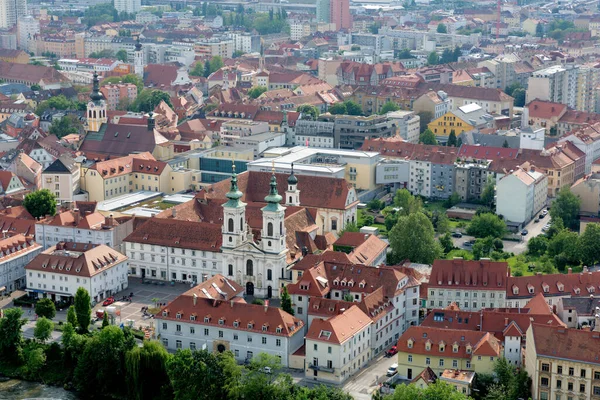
[451,232,462,238]
[541,209,548,216]
[260,367,272,374]
[386,346,398,357]
[521,229,528,236]
[538,213,546,219]
[387,363,398,377]
[102,297,115,306]
[542,224,551,232]
[463,240,475,247]
[534,218,539,223]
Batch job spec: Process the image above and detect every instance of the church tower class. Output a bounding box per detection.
[134,37,144,78]
[261,167,286,254]
[222,164,248,249]
[285,163,300,206]
[86,71,107,133]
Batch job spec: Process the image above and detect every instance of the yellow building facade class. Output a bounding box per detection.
[428,113,474,138]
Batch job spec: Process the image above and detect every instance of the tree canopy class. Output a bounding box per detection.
[419,128,437,145]
[49,115,82,138]
[23,189,57,219]
[248,86,268,99]
[74,287,91,333]
[467,213,506,238]
[297,104,319,120]
[35,298,56,319]
[389,211,443,264]
[129,89,173,113]
[380,101,400,114]
[550,187,580,230]
[436,23,447,33]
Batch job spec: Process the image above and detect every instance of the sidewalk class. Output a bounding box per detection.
[0,290,25,309]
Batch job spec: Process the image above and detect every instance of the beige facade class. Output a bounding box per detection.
[571,174,600,215]
[41,158,80,204]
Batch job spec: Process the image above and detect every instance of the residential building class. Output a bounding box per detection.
[195,37,234,59]
[421,83,514,117]
[0,48,27,64]
[526,65,578,109]
[412,90,451,120]
[332,232,387,267]
[0,234,41,292]
[525,324,600,400]
[558,123,600,174]
[571,173,600,215]
[396,326,502,380]
[439,370,476,396]
[522,99,567,134]
[453,159,493,202]
[17,15,38,52]
[428,103,494,143]
[496,165,548,225]
[35,208,134,252]
[387,111,420,144]
[8,152,41,189]
[333,114,394,150]
[294,119,335,148]
[114,0,141,13]
[99,83,137,111]
[428,259,509,311]
[556,296,600,328]
[0,170,25,194]
[155,275,304,366]
[40,156,80,205]
[305,305,371,383]
[25,242,128,303]
[0,0,27,29]
[575,63,600,113]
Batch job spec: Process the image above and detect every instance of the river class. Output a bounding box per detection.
[0,379,77,400]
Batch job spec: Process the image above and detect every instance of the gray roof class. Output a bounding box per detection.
[459,131,520,148]
[561,297,600,316]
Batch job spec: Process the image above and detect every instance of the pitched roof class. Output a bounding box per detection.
[182,274,244,301]
[458,144,519,160]
[360,138,458,165]
[79,123,168,158]
[305,305,372,344]
[37,209,107,230]
[412,367,437,385]
[429,259,509,290]
[43,157,76,174]
[123,218,222,251]
[0,61,68,84]
[526,99,567,120]
[560,296,600,316]
[523,292,552,314]
[0,234,41,263]
[348,234,388,266]
[530,323,600,365]
[507,271,600,299]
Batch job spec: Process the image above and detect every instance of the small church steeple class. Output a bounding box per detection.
[134,36,144,78]
[86,71,107,133]
[222,162,248,248]
[285,163,300,206]
[261,163,286,254]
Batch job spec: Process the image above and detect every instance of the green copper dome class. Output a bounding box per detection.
[264,173,282,204]
[90,72,103,103]
[226,164,243,201]
[287,163,298,185]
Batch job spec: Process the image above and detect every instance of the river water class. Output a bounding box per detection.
[0,379,77,400]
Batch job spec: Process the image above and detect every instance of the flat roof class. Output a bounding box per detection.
[162,193,195,204]
[97,191,163,212]
[121,207,164,218]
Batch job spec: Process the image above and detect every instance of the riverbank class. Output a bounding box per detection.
[0,378,77,399]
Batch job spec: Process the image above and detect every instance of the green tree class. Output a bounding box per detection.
[168,349,237,400]
[209,56,224,73]
[417,111,433,132]
[536,22,544,37]
[328,102,347,115]
[394,189,422,215]
[203,61,212,78]
[74,287,91,333]
[467,213,506,238]
[439,232,454,253]
[437,23,448,33]
[547,228,580,263]
[550,187,580,230]
[102,74,144,94]
[102,311,109,328]
[578,223,600,266]
[281,286,294,315]
[447,130,457,146]
[527,235,549,257]
[427,51,440,65]
[232,50,245,58]
[130,89,173,113]
[49,114,81,138]
[116,49,128,62]
[297,104,319,120]
[0,308,26,361]
[125,341,173,400]
[367,198,383,211]
[344,101,363,116]
[380,101,400,114]
[389,212,443,264]
[74,326,136,397]
[248,86,268,99]
[502,139,509,148]
[387,380,470,399]
[35,94,74,114]
[35,298,56,319]
[67,305,77,326]
[480,176,495,209]
[33,317,53,343]
[23,189,57,219]
[473,236,495,260]
[420,128,437,145]
[30,84,41,91]
[89,49,115,58]
[512,88,526,107]
[189,61,204,77]
[432,210,450,234]
[252,298,265,305]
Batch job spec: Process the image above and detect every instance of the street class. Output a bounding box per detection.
[341,354,397,400]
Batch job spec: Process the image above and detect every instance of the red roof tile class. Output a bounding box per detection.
[430,259,509,291]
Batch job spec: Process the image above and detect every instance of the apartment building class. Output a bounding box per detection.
[0,170,25,194]
[294,119,335,148]
[114,0,141,13]
[428,259,509,311]
[496,165,548,225]
[0,0,27,29]
[558,123,600,174]
[556,296,600,329]
[99,83,137,111]
[40,156,80,204]
[526,324,600,400]
[571,173,600,215]
[0,234,41,292]
[386,110,420,144]
[195,37,234,59]
[526,65,578,109]
[305,305,371,383]
[17,16,39,52]
[156,275,304,367]
[453,159,493,202]
[25,242,128,303]
[428,103,495,143]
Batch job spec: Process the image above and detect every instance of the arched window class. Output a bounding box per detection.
[240,218,243,229]
[289,196,292,203]
[246,260,253,276]
[267,222,273,237]
[267,269,272,281]
[228,218,234,232]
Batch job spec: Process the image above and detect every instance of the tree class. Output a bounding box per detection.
[49,114,81,138]
[431,210,450,234]
[0,308,26,360]
[394,189,422,216]
[67,305,77,326]
[480,176,495,209]
[203,61,212,78]
[74,287,91,333]
[189,61,204,77]
[252,298,265,305]
[447,130,457,146]
[116,49,128,62]
[248,86,268,99]
[102,311,109,328]
[420,128,437,145]
[35,94,74,114]
[102,74,144,94]
[427,51,440,65]
[550,187,580,230]
[23,189,57,219]
[380,101,400,114]
[512,88,526,107]
[209,56,224,73]
[389,212,443,264]
[89,49,114,58]
[296,104,319,121]
[439,232,454,253]
[232,50,245,58]
[344,101,363,116]
[367,198,383,211]
[527,235,549,257]
[578,223,600,266]
[536,22,544,37]
[30,84,41,91]
[467,213,506,238]
[281,286,294,315]
[35,298,56,319]
[437,23,448,33]
[33,317,53,343]
[417,111,433,132]
[387,380,470,400]
[472,236,495,260]
[167,349,236,400]
[502,139,509,148]
[328,102,347,115]
[125,341,173,400]
[444,192,461,208]
[130,89,173,113]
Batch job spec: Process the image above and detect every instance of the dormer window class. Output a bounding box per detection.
[557,282,564,292]
[176,312,182,319]
[262,325,268,332]
[276,327,282,333]
[162,310,169,317]
[439,344,445,352]
[588,286,595,293]
[528,285,534,294]
[574,287,581,295]
[248,323,254,329]
[407,339,414,348]
[425,341,431,351]
[466,345,472,354]
[190,314,196,321]
[233,320,239,328]
[542,284,549,293]
[333,279,339,285]
[513,286,519,295]
[204,316,210,323]
[219,318,225,325]
[453,344,459,353]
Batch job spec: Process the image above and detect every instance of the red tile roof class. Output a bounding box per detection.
[530,323,600,365]
[430,259,509,290]
[123,218,222,251]
[507,271,600,299]
[458,145,519,160]
[182,274,243,301]
[526,99,567,120]
[361,138,458,165]
[305,305,372,344]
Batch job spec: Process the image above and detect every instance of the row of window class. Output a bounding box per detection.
[430,290,502,299]
[162,323,283,346]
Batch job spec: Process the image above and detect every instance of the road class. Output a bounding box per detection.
[21,320,63,343]
[341,354,397,400]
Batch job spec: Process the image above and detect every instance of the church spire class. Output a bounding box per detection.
[264,163,282,207]
[224,162,244,207]
[90,71,103,103]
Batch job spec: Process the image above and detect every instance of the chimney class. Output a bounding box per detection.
[584,266,589,273]
[230,299,234,307]
[147,112,155,131]
[193,293,197,306]
[595,313,600,332]
[568,267,573,274]
[536,272,542,276]
[504,318,508,326]
[264,304,268,313]
[73,208,81,225]
[56,242,64,250]
[172,207,177,218]
[107,213,115,226]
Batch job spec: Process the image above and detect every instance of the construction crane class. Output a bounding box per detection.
[496,0,502,40]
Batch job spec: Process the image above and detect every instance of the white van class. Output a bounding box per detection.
[386,363,398,377]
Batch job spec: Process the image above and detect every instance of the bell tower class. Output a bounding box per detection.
[261,166,286,254]
[222,163,248,249]
[285,163,300,206]
[134,37,144,78]
[86,71,107,133]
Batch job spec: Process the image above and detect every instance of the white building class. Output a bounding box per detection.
[496,165,547,225]
[0,0,26,29]
[526,65,578,109]
[156,274,304,366]
[519,126,545,150]
[35,209,134,252]
[41,156,81,205]
[114,0,141,14]
[0,234,41,292]
[124,218,223,284]
[386,110,420,144]
[305,305,372,383]
[228,32,253,54]
[17,15,38,52]
[134,38,143,78]
[25,242,129,303]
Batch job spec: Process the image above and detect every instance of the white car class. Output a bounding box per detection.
[261,367,272,374]
[387,363,398,377]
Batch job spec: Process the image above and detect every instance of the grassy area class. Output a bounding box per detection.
[423,200,447,214]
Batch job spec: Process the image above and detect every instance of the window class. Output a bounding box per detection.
[557,380,562,389]
[176,340,182,349]
[262,337,267,344]
[466,361,471,369]
[568,382,573,391]
[582,370,587,378]
[595,371,600,380]
[228,218,234,232]
[558,366,563,375]
[452,360,458,368]
[569,367,574,376]
[219,331,223,338]
[541,377,549,387]
[246,260,253,276]
[276,339,281,347]
[190,327,195,334]
[580,384,585,393]
[204,328,209,336]
[267,222,273,236]
[408,355,412,362]
[267,269,272,281]
[190,342,196,351]
[542,363,550,372]
[594,386,600,396]
[425,357,430,365]
[439,359,444,367]
[228,264,233,276]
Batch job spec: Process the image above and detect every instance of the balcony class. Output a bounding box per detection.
[308,363,335,373]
